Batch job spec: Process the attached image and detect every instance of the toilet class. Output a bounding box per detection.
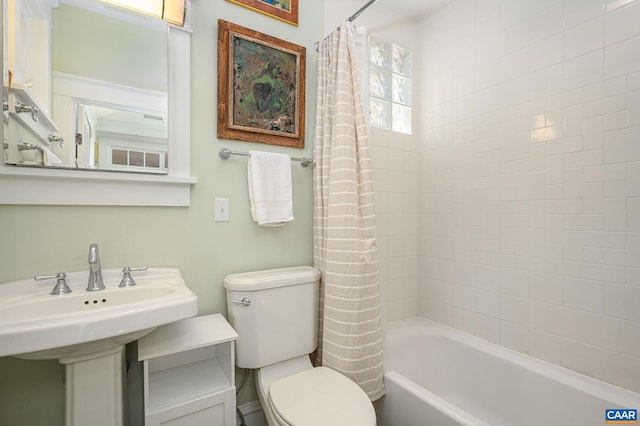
[224,266,376,426]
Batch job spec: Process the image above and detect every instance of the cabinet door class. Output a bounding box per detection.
[146,389,235,426]
[7,0,53,114]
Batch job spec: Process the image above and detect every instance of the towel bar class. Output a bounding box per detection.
[218,148,313,168]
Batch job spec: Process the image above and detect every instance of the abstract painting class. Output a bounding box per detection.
[217,20,306,148]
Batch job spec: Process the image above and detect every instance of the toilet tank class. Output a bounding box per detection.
[224,266,321,369]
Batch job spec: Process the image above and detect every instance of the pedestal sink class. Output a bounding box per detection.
[0,267,198,426]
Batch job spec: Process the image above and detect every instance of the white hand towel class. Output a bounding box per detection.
[248,151,294,226]
[41,146,63,166]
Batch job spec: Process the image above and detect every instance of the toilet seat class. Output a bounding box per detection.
[268,367,376,426]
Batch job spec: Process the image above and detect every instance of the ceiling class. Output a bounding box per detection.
[375,0,450,20]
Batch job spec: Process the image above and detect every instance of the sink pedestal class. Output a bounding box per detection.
[0,267,198,424]
[62,345,125,426]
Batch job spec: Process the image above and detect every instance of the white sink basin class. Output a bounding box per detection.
[0,267,197,361]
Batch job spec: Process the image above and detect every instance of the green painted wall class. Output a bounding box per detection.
[53,4,167,92]
[0,1,323,424]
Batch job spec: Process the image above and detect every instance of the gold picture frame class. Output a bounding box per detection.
[225,0,299,26]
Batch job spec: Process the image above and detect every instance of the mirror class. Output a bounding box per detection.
[4,0,169,174]
[74,101,168,172]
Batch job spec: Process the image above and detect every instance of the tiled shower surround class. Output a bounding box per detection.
[416,0,640,393]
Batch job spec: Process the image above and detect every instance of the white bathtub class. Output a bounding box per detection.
[375,317,640,426]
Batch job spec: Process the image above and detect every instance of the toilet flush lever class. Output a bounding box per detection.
[232,297,251,307]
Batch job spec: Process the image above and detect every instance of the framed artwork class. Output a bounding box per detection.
[225,0,299,26]
[217,20,306,149]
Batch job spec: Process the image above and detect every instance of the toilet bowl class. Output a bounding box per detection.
[224,266,376,426]
[255,355,376,426]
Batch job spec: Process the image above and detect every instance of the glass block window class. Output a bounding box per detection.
[370,98,391,129]
[369,38,412,134]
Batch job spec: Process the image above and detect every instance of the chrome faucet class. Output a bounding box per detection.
[87,243,105,291]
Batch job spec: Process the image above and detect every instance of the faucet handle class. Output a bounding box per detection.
[119,267,148,288]
[35,272,72,295]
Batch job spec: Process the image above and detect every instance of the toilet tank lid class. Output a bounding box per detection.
[223,266,321,291]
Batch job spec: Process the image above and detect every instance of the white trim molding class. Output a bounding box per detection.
[0,3,196,206]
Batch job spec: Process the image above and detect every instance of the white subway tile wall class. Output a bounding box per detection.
[371,129,420,322]
[418,0,640,392]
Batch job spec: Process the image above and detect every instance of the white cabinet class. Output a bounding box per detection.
[138,314,239,426]
[6,0,53,112]
[4,0,58,143]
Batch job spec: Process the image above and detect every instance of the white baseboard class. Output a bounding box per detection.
[236,400,267,426]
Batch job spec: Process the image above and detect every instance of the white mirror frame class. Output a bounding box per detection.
[0,4,196,206]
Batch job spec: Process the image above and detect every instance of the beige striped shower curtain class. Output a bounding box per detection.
[312,22,385,401]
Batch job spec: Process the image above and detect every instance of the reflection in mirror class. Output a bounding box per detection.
[75,102,167,172]
[3,0,169,174]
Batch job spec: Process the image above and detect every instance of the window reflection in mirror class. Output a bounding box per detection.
[75,102,168,172]
[4,0,169,174]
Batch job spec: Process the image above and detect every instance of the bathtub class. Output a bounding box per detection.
[375,317,640,426]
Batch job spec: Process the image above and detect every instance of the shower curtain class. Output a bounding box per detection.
[312,22,385,401]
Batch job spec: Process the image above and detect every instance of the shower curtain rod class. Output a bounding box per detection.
[348,0,377,22]
[314,0,378,51]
